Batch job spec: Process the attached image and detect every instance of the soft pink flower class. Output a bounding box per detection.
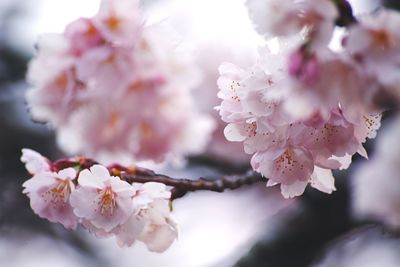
[217,42,380,198]
[310,166,336,194]
[136,199,178,253]
[300,109,360,164]
[26,0,214,164]
[251,144,314,196]
[70,165,135,232]
[283,51,380,123]
[26,34,81,126]
[115,183,176,251]
[288,50,320,86]
[246,0,337,46]
[93,0,142,46]
[65,18,103,56]
[22,167,78,229]
[345,9,400,90]
[21,148,51,175]
[75,46,134,95]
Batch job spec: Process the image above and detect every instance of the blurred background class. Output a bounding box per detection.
[1,0,399,266]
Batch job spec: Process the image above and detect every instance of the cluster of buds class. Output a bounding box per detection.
[21,149,177,252]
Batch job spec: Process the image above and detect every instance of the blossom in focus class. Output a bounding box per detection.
[217,45,381,198]
[135,199,178,253]
[26,0,214,164]
[116,183,177,252]
[352,117,400,228]
[216,0,395,198]
[70,164,135,232]
[22,167,79,229]
[21,149,177,251]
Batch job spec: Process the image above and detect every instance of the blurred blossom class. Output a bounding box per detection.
[313,227,400,267]
[352,116,400,228]
[26,0,214,164]
[344,9,400,99]
[246,0,338,48]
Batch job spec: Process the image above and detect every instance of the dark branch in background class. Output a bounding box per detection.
[52,158,264,200]
[383,0,400,10]
[332,0,357,27]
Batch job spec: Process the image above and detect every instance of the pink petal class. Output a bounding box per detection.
[280,180,308,199]
[310,167,336,194]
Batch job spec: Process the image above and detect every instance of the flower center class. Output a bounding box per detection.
[371,29,394,50]
[98,186,116,215]
[43,179,72,207]
[106,15,121,31]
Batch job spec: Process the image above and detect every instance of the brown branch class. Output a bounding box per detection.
[51,157,264,200]
[120,167,264,200]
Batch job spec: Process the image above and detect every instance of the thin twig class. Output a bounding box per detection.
[52,158,264,200]
[120,167,264,200]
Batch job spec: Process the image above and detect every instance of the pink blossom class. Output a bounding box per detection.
[310,167,336,194]
[75,46,134,95]
[93,0,142,46]
[65,18,103,56]
[115,182,176,250]
[26,0,214,164]
[70,165,135,232]
[190,38,258,163]
[21,148,51,175]
[22,167,78,229]
[283,51,381,123]
[300,109,360,164]
[136,199,178,253]
[345,9,400,91]
[288,50,320,86]
[26,34,80,126]
[246,0,338,46]
[217,43,381,198]
[251,144,314,198]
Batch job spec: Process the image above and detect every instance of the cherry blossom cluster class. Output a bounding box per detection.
[26,0,214,163]
[216,0,396,198]
[21,148,177,252]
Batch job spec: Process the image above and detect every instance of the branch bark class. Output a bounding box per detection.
[120,167,264,200]
[52,158,264,200]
